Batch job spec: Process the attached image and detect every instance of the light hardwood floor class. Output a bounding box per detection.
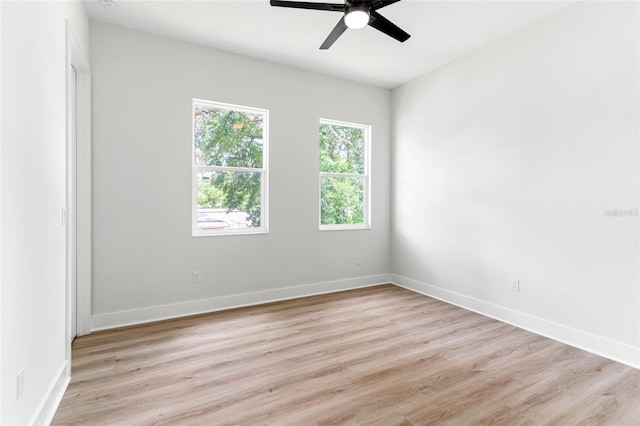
[53,284,640,425]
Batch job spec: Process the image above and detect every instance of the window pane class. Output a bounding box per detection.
[194,104,264,168]
[320,176,364,225]
[319,123,365,174]
[197,170,262,229]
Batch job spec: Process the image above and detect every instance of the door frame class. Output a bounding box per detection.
[65,21,91,361]
[68,61,78,340]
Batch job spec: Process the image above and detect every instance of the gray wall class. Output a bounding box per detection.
[90,22,391,328]
[391,1,639,366]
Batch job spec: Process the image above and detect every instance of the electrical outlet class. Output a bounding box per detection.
[356,255,364,265]
[192,270,202,284]
[17,369,25,399]
[510,278,520,292]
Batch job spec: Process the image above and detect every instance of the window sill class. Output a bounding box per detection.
[192,228,268,237]
[319,224,371,231]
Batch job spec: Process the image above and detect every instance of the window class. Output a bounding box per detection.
[192,99,268,235]
[319,119,370,230]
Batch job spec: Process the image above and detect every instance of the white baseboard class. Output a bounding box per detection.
[89,273,639,369]
[30,360,70,426]
[91,274,391,331]
[390,274,640,369]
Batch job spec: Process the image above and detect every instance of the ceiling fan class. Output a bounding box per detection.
[270,0,410,50]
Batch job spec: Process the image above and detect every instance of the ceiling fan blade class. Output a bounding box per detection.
[371,0,402,11]
[270,0,345,12]
[368,10,410,43]
[320,17,348,49]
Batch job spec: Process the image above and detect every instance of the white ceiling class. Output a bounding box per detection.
[83,0,574,89]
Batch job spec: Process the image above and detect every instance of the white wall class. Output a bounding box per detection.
[0,1,89,424]
[0,0,4,419]
[391,1,639,367]
[90,22,391,328]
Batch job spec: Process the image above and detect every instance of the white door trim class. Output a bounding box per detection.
[66,21,92,353]
[68,62,78,340]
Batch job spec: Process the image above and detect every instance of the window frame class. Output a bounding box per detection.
[318,118,371,231]
[192,99,269,236]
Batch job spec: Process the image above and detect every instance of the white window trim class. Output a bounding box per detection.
[319,118,371,231]
[192,99,269,236]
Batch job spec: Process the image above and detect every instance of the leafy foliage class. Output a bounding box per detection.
[320,176,364,225]
[319,123,364,174]
[194,106,264,228]
[197,177,224,208]
[319,123,367,226]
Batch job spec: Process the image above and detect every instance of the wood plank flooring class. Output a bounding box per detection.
[52,285,640,425]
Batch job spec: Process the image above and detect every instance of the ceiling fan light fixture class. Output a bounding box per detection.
[344,6,370,30]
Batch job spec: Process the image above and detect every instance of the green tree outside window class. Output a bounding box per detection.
[193,101,267,233]
[319,121,370,227]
